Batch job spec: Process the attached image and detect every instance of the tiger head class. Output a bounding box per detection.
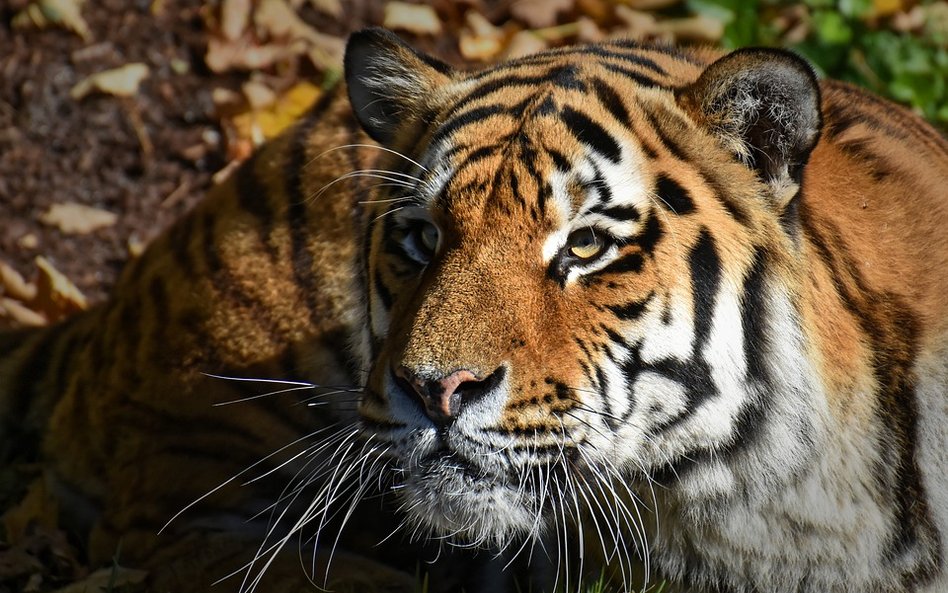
[343,28,822,548]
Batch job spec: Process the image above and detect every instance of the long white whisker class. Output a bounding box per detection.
[309,143,429,173]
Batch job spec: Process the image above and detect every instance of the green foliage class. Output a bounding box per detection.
[688,0,948,126]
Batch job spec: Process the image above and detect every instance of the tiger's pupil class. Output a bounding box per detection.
[568,229,603,259]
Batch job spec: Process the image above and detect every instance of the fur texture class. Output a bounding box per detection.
[1,29,947,593]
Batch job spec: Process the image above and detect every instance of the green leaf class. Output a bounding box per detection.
[812,10,853,45]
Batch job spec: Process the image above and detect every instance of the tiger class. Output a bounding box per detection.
[3,25,948,593]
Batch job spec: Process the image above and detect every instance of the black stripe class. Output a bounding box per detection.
[591,77,630,123]
[608,38,703,65]
[463,145,498,166]
[549,64,586,91]
[640,105,749,224]
[597,252,644,276]
[200,212,286,350]
[837,138,900,182]
[599,323,631,351]
[234,152,277,260]
[430,104,506,148]
[689,229,720,349]
[800,210,941,585]
[741,249,769,384]
[637,214,663,256]
[587,163,613,203]
[373,271,394,310]
[561,106,622,163]
[606,292,653,321]
[640,356,716,435]
[589,204,639,221]
[655,174,694,214]
[2,316,81,463]
[585,45,669,75]
[823,98,888,140]
[167,215,197,279]
[641,106,687,161]
[454,73,559,106]
[284,93,338,329]
[602,63,665,90]
[652,384,767,484]
[546,147,571,171]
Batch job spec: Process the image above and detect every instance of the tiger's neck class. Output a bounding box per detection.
[646,230,936,591]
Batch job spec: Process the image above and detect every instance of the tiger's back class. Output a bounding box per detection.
[0,90,418,590]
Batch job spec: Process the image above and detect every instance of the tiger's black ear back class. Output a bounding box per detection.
[345,28,453,145]
[680,48,822,192]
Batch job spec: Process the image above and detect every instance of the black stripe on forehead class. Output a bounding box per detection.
[591,77,630,124]
[561,106,622,163]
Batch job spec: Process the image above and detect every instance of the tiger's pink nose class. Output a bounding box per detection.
[393,366,488,426]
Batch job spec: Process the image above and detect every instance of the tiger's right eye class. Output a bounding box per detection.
[566,228,606,261]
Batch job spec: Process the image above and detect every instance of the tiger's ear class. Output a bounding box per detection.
[679,48,821,196]
[344,28,454,145]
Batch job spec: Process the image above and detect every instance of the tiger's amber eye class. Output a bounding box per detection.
[568,228,604,260]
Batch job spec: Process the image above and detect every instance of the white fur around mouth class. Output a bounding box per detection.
[396,450,538,547]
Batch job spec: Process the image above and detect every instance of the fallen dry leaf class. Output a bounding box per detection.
[510,0,573,29]
[383,2,443,35]
[18,233,39,250]
[242,80,277,110]
[255,0,345,70]
[459,11,505,60]
[614,5,658,39]
[0,262,37,302]
[502,30,549,59]
[576,15,605,41]
[205,35,297,73]
[39,202,118,235]
[220,0,251,41]
[33,257,88,321]
[70,63,150,100]
[872,0,902,17]
[0,298,47,327]
[231,81,321,145]
[615,0,681,10]
[304,0,342,18]
[12,0,91,41]
[655,14,724,42]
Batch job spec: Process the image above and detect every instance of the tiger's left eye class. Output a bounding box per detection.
[567,228,605,260]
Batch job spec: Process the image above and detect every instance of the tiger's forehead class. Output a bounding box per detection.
[409,73,657,231]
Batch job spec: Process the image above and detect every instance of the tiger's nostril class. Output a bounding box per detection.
[392,366,505,426]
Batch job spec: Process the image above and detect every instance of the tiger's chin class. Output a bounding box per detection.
[397,454,538,548]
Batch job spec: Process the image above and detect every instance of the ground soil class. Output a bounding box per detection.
[0,0,389,306]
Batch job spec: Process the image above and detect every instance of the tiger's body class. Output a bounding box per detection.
[2,28,948,593]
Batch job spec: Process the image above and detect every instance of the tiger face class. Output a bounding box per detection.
[343,29,822,549]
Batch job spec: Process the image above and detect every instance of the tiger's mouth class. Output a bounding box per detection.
[395,443,539,546]
[384,425,586,547]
